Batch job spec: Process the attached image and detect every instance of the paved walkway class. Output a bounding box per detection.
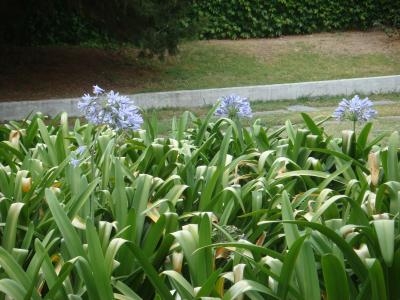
[0,75,399,121]
[253,100,395,117]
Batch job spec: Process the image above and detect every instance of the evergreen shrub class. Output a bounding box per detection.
[193,0,400,39]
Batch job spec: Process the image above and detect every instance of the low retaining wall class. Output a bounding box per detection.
[1,75,399,121]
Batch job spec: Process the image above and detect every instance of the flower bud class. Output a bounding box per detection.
[354,244,370,262]
[172,251,183,273]
[340,225,355,238]
[9,130,21,148]
[215,247,231,260]
[49,186,61,196]
[21,177,32,193]
[368,152,380,186]
[372,213,389,220]
[255,232,266,246]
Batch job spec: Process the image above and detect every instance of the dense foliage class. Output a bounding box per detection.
[0,96,399,298]
[0,0,192,56]
[193,0,400,39]
[2,0,399,55]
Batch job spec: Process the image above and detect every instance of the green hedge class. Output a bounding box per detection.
[193,0,400,39]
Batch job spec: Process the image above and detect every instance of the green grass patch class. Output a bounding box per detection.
[131,35,400,93]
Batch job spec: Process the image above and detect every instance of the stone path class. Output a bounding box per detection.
[0,76,399,121]
[254,100,396,118]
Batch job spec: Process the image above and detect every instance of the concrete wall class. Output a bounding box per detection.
[1,75,399,121]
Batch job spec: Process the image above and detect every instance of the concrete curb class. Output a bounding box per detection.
[1,75,399,121]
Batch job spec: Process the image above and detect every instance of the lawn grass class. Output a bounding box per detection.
[2,31,399,101]
[143,92,400,139]
[131,32,400,93]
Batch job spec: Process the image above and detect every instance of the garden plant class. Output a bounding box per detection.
[0,86,399,299]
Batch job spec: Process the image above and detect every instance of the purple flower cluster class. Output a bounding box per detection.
[70,146,87,168]
[333,95,377,123]
[214,94,253,119]
[78,85,143,131]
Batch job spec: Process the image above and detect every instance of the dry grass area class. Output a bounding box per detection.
[0,31,399,102]
[213,31,400,56]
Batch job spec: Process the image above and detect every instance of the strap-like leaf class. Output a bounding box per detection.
[322,253,350,300]
[223,279,279,300]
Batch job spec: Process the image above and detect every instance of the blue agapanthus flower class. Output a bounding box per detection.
[333,95,377,123]
[78,85,143,131]
[70,158,81,168]
[69,145,87,168]
[215,94,252,119]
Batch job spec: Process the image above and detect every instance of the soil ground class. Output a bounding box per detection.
[0,31,399,102]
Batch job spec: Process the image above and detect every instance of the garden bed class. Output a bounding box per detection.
[0,90,398,299]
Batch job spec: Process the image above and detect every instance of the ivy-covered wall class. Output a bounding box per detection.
[193,0,400,39]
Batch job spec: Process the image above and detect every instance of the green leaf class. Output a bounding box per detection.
[373,219,395,267]
[198,241,284,261]
[142,215,167,256]
[277,235,306,299]
[113,281,142,300]
[21,221,34,249]
[112,158,129,228]
[151,212,179,269]
[285,119,296,145]
[321,253,350,300]
[0,141,24,161]
[172,110,191,142]
[161,184,189,208]
[37,118,58,166]
[196,268,223,297]
[388,249,400,299]
[301,113,323,136]
[25,240,48,299]
[356,122,372,156]
[0,167,12,197]
[0,279,26,299]
[318,161,352,190]
[162,270,195,299]
[0,247,31,292]
[386,131,400,182]
[223,279,279,300]
[54,127,67,163]
[276,169,346,185]
[104,238,128,277]
[296,240,320,300]
[342,130,356,158]
[198,214,214,282]
[259,220,368,281]
[194,102,219,145]
[45,188,85,258]
[86,219,114,300]
[172,225,201,286]
[366,258,388,300]
[99,137,115,190]
[35,239,71,300]
[67,177,100,218]
[75,256,102,299]
[311,194,348,222]
[127,242,174,300]
[2,202,24,253]
[280,191,300,247]
[131,174,153,244]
